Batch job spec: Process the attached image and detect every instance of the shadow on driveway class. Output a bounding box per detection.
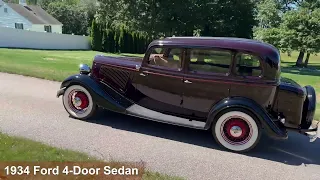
[84,109,320,166]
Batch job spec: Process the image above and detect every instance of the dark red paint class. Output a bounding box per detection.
[92,37,315,128]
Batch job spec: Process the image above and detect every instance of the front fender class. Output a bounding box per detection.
[57,74,129,113]
[205,97,288,140]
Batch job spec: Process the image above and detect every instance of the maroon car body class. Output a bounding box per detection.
[57,37,318,152]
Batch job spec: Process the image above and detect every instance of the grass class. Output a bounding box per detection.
[0,132,184,180]
[0,132,95,161]
[0,48,143,81]
[0,48,318,120]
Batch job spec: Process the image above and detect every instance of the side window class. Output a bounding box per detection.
[147,47,182,70]
[235,53,262,77]
[188,49,232,74]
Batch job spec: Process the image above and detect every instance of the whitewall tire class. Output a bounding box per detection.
[212,109,261,152]
[62,85,97,120]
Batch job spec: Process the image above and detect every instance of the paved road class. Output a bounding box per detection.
[1,72,320,180]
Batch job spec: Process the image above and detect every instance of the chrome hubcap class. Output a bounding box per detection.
[230,126,242,137]
[221,117,252,145]
[72,97,82,107]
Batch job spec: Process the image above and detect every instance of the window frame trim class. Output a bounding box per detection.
[184,47,234,77]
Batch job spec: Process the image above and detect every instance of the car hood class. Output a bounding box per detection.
[93,55,143,70]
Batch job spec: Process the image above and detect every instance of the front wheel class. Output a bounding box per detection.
[212,109,261,152]
[62,85,97,120]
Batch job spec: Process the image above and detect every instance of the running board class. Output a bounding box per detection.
[126,104,206,129]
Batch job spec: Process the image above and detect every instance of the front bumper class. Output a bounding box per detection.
[56,87,66,98]
[306,121,320,142]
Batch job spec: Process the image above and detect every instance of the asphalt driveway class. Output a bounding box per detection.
[0,72,320,180]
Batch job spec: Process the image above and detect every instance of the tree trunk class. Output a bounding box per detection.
[304,53,311,67]
[296,51,305,67]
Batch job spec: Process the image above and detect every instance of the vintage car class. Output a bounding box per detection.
[57,37,318,152]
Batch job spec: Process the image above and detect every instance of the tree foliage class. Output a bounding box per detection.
[254,0,320,66]
[46,2,88,35]
[93,0,256,38]
[6,0,318,61]
[91,19,102,51]
[255,0,282,28]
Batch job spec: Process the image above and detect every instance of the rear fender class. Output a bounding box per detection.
[57,74,132,113]
[205,97,288,139]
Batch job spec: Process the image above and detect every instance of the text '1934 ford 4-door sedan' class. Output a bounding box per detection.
[57,37,318,152]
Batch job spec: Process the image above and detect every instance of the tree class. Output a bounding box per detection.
[91,19,102,51]
[38,0,57,10]
[95,0,127,30]
[253,27,283,48]
[107,29,115,53]
[255,0,282,28]
[27,0,38,4]
[196,0,256,38]
[114,28,120,53]
[102,30,109,52]
[79,0,98,34]
[254,0,320,67]
[280,8,320,67]
[116,0,256,38]
[118,26,125,52]
[47,2,88,35]
[132,32,138,53]
[3,0,19,3]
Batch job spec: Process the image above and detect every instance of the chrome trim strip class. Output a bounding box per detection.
[126,104,206,129]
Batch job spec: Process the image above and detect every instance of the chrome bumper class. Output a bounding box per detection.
[306,121,320,142]
[56,87,66,98]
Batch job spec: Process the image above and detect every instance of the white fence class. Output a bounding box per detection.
[0,27,91,50]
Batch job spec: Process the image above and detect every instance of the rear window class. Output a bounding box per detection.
[234,53,262,77]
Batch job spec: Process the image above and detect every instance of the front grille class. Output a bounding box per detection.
[99,65,130,90]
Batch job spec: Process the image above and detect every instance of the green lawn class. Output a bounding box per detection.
[0,132,183,180]
[0,132,95,161]
[0,48,318,120]
[0,48,143,81]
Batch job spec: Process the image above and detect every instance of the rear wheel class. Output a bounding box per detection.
[62,85,97,120]
[212,109,261,152]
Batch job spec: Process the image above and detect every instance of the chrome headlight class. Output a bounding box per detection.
[79,64,91,75]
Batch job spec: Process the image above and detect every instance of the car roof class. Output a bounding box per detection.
[148,36,280,61]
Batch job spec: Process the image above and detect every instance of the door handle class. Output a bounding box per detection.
[184,80,192,84]
[139,71,149,77]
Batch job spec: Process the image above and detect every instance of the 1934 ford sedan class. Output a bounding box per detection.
[57,37,318,152]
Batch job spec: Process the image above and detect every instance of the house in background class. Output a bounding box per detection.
[0,0,63,33]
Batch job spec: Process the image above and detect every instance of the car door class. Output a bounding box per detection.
[133,46,187,117]
[181,48,233,121]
